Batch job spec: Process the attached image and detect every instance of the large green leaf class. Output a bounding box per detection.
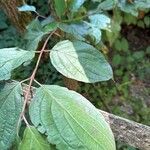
[19,126,53,150]
[54,0,66,18]
[29,85,116,150]
[50,40,113,83]
[0,48,35,80]
[0,81,23,150]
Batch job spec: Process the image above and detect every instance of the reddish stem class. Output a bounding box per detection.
[18,32,54,128]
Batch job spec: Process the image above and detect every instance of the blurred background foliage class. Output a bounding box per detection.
[0,0,150,149]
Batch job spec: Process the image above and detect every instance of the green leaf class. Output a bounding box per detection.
[54,0,66,18]
[18,4,36,12]
[69,0,86,12]
[106,9,122,45]
[29,85,116,150]
[121,38,129,51]
[144,16,150,27]
[50,40,113,83]
[19,126,53,150]
[117,0,138,16]
[97,0,117,10]
[134,0,150,10]
[88,26,101,44]
[43,22,58,33]
[92,0,102,2]
[119,0,150,16]
[83,21,102,44]
[89,14,111,30]
[0,81,23,150]
[60,22,101,44]
[24,19,45,51]
[10,136,21,150]
[59,23,88,41]
[124,13,137,25]
[0,48,35,80]
[112,54,122,66]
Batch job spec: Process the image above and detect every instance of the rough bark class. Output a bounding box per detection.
[100,110,150,150]
[0,0,32,33]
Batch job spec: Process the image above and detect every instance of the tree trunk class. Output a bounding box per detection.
[0,0,32,33]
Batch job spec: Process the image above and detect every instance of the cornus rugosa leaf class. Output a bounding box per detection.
[18,4,36,12]
[118,0,150,16]
[89,14,111,31]
[19,126,53,150]
[0,81,23,150]
[60,22,102,44]
[50,40,113,83]
[29,85,116,150]
[97,0,117,11]
[0,48,35,80]
[24,19,46,51]
[69,0,86,12]
[54,0,66,17]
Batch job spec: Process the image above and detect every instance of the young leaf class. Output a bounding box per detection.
[18,4,36,12]
[50,40,113,83]
[59,22,101,44]
[24,19,46,51]
[29,85,116,150]
[19,126,53,150]
[59,23,88,41]
[117,0,138,16]
[43,22,58,33]
[54,0,66,18]
[106,9,122,46]
[97,0,117,11]
[83,21,102,44]
[69,0,86,12]
[0,48,35,80]
[89,14,111,30]
[0,81,23,150]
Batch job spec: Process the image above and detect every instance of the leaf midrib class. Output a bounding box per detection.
[42,86,106,149]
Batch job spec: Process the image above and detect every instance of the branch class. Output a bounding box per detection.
[18,32,54,128]
[100,110,150,150]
